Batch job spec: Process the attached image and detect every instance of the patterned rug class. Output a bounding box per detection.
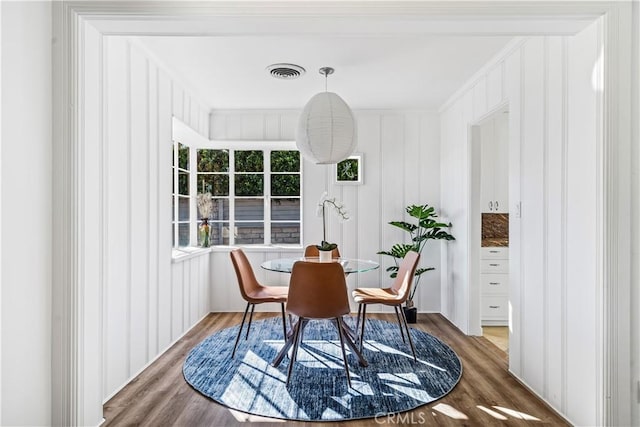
[183,317,462,422]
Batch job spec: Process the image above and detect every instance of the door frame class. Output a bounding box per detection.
[52,2,634,425]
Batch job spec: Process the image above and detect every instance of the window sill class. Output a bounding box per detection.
[208,244,304,253]
[171,246,213,263]
[171,244,304,262]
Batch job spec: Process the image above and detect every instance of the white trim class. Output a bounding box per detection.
[53,2,633,426]
[0,1,3,421]
[602,3,633,425]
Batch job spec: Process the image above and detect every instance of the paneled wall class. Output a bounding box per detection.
[210,110,443,314]
[101,37,211,400]
[439,23,601,425]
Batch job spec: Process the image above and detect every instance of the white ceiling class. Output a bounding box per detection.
[139,34,513,111]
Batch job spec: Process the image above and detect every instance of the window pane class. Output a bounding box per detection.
[236,198,264,221]
[178,143,189,169]
[198,149,229,172]
[178,171,189,195]
[235,174,263,196]
[197,174,229,196]
[200,198,229,221]
[271,198,300,221]
[209,222,230,245]
[178,223,190,246]
[271,223,300,244]
[235,222,264,244]
[235,150,263,172]
[271,150,300,172]
[178,197,190,221]
[271,174,300,196]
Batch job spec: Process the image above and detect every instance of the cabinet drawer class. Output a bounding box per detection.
[481,273,508,294]
[481,296,509,320]
[481,247,509,259]
[481,259,509,273]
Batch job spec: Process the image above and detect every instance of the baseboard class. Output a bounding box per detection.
[101,312,211,404]
[508,371,574,426]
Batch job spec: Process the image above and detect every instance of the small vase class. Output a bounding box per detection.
[200,218,210,248]
[319,250,332,262]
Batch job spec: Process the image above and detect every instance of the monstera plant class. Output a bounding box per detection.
[378,204,455,322]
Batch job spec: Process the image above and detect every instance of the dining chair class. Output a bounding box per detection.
[285,261,352,387]
[352,251,421,361]
[303,244,341,258]
[230,248,289,358]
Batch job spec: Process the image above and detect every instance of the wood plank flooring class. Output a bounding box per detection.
[103,312,569,426]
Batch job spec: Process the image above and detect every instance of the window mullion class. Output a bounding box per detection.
[264,150,271,245]
[229,150,235,245]
[189,146,198,246]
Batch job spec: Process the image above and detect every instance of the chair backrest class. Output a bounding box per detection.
[390,251,421,303]
[304,244,341,258]
[230,248,263,301]
[287,261,350,319]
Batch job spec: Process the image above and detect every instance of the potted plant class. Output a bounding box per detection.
[378,204,455,323]
[316,191,349,261]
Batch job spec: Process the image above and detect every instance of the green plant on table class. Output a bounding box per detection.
[378,204,455,307]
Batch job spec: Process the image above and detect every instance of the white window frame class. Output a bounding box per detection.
[172,118,302,248]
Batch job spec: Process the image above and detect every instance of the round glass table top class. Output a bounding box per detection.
[261,257,379,274]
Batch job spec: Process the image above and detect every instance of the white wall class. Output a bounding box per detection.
[0,1,52,425]
[101,37,211,401]
[632,1,640,424]
[439,23,602,426]
[210,110,443,313]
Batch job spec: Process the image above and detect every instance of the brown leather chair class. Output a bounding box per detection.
[230,248,289,358]
[285,261,352,387]
[303,244,341,258]
[352,251,421,361]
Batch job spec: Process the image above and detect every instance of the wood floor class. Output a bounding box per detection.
[103,312,568,426]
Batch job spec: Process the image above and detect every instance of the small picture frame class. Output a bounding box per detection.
[335,153,363,185]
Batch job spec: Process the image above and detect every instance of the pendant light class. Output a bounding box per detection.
[296,67,357,164]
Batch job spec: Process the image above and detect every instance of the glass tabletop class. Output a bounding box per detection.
[261,257,379,274]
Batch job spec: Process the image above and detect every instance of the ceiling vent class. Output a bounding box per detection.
[266,63,306,80]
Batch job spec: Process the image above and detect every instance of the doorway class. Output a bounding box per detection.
[469,105,510,356]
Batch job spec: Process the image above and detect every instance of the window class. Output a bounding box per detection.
[172,119,301,248]
[195,148,301,246]
[172,142,191,247]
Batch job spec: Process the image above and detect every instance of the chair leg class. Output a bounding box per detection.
[394,306,406,343]
[245,303,256,340]
[232,302,251,358]
[359,304,367,352]
[335,317,352,388]
[280,303,287,340]
[355,303,362,333]
[286,319,303,387]
[399,304,417,362]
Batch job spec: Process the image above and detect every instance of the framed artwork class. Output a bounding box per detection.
[335,153,363,185]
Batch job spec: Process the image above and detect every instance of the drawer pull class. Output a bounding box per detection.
[489,250,499,253]
[489,305,500,309]
[489,263,500,267]
[489,282,500,285]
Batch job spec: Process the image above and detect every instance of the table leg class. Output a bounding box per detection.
[273,318,307,368]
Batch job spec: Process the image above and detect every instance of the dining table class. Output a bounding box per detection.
[261,256,379,368]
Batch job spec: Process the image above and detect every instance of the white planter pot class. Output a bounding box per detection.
[319,250,332,262]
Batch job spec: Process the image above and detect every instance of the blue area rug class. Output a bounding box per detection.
[183,317,462,422]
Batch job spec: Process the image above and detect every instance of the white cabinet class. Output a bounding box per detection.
[480,112,509,213]
[481,246,508,325]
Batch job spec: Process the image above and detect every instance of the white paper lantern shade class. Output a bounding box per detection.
[296,91,357,164]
